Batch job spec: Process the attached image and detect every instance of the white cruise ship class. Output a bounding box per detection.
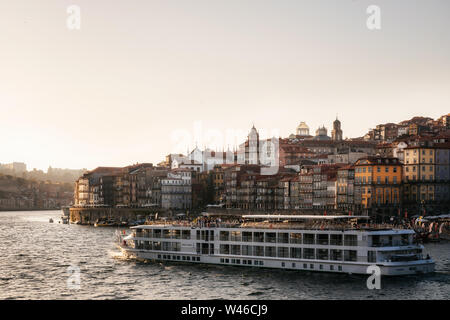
[116,215,435,276]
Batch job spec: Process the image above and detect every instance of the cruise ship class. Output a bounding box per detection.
[116,215,435,276]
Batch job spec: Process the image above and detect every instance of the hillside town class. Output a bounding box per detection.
[71,113,450,222]
[0,164,85,210]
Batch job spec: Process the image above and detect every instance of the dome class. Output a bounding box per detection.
[296,122,310,136]
[297,122,309,130]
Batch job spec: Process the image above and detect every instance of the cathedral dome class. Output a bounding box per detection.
[296,122,310,136]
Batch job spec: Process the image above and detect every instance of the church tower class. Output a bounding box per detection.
[331,117,343,141]
[246,125,260,165]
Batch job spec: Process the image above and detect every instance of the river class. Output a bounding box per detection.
[0,210,448,299]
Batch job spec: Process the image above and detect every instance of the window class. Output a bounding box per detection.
[231,245,241,255]
[303,248,315,259]
[368,251,376,263]
[344,250,357,262]
[290,247,302,259]
[220,231,229,241]
[290,233,302,244]
[242,245,252,256]
[278,247,289,258]
[265,232,276,243]
[242,232,252,242]
[344,235,357,246]
[220,244,230,254]
[265,246,276,257]
[254,232,264,242]
[231,231,241,241]
[254,246,264,256]
[303,234,315,244]
[317,234,329,245]
[317,249,329,260]
[277,233,289,243]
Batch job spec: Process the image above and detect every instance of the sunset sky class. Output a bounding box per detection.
[1,0,449,171]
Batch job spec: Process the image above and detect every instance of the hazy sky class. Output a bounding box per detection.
[1,0,449,171]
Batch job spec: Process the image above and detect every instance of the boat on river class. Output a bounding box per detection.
[116,215,435,276]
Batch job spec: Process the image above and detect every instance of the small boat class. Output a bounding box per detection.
[61,216,69,224]
[49,218,54,223]
[94,219,117,227]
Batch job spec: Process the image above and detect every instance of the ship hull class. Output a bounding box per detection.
[118,246,435,276]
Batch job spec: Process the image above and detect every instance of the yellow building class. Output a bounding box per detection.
[354,157,402,211]
[403,146,435,202]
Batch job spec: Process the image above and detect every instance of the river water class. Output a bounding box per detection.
[0,210,448,300]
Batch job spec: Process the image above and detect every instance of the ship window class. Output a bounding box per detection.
[310,264,314,269]
[242,245,252,256]
[231,231,241,241]
[187,256,190,261]
[265,232,276,243]
[317,234,329,245]
[290,233,302,244]
[153,229,162,238]
[281,262,285,267]
[344,250,357,262]
[265,246,276,257]
[330,265,334,271]
[278,247,289,258]
[225,259,229,263]
[182,256,186,261]
[292,263,296,268]
[319,265,323,270]
[182,230,191,239]
[338,266,342,271]
[330,234,342,246]
[290,247,302,259]
[247,260,252,265]
[231,245,241,255]
[368,251,376,263]
[254,246,264,256]
[344,235,357,246]
[330,249,342,261]
[254,232,264,242]
[277,233,289,243]
[220,258,224,263]
[220,231,230,241]
[304,234,315,245]
[157,254,161,259]
[317,249,329,260]
[303,264,307,269]
[303,248,315,259]
[220,244,230,254]
[242,232,253,242]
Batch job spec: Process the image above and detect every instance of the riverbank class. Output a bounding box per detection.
[0,208,63,212]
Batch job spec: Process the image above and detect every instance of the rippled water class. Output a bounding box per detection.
[0,210,449,300]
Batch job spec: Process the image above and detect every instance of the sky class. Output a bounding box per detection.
[0,0,449,171]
